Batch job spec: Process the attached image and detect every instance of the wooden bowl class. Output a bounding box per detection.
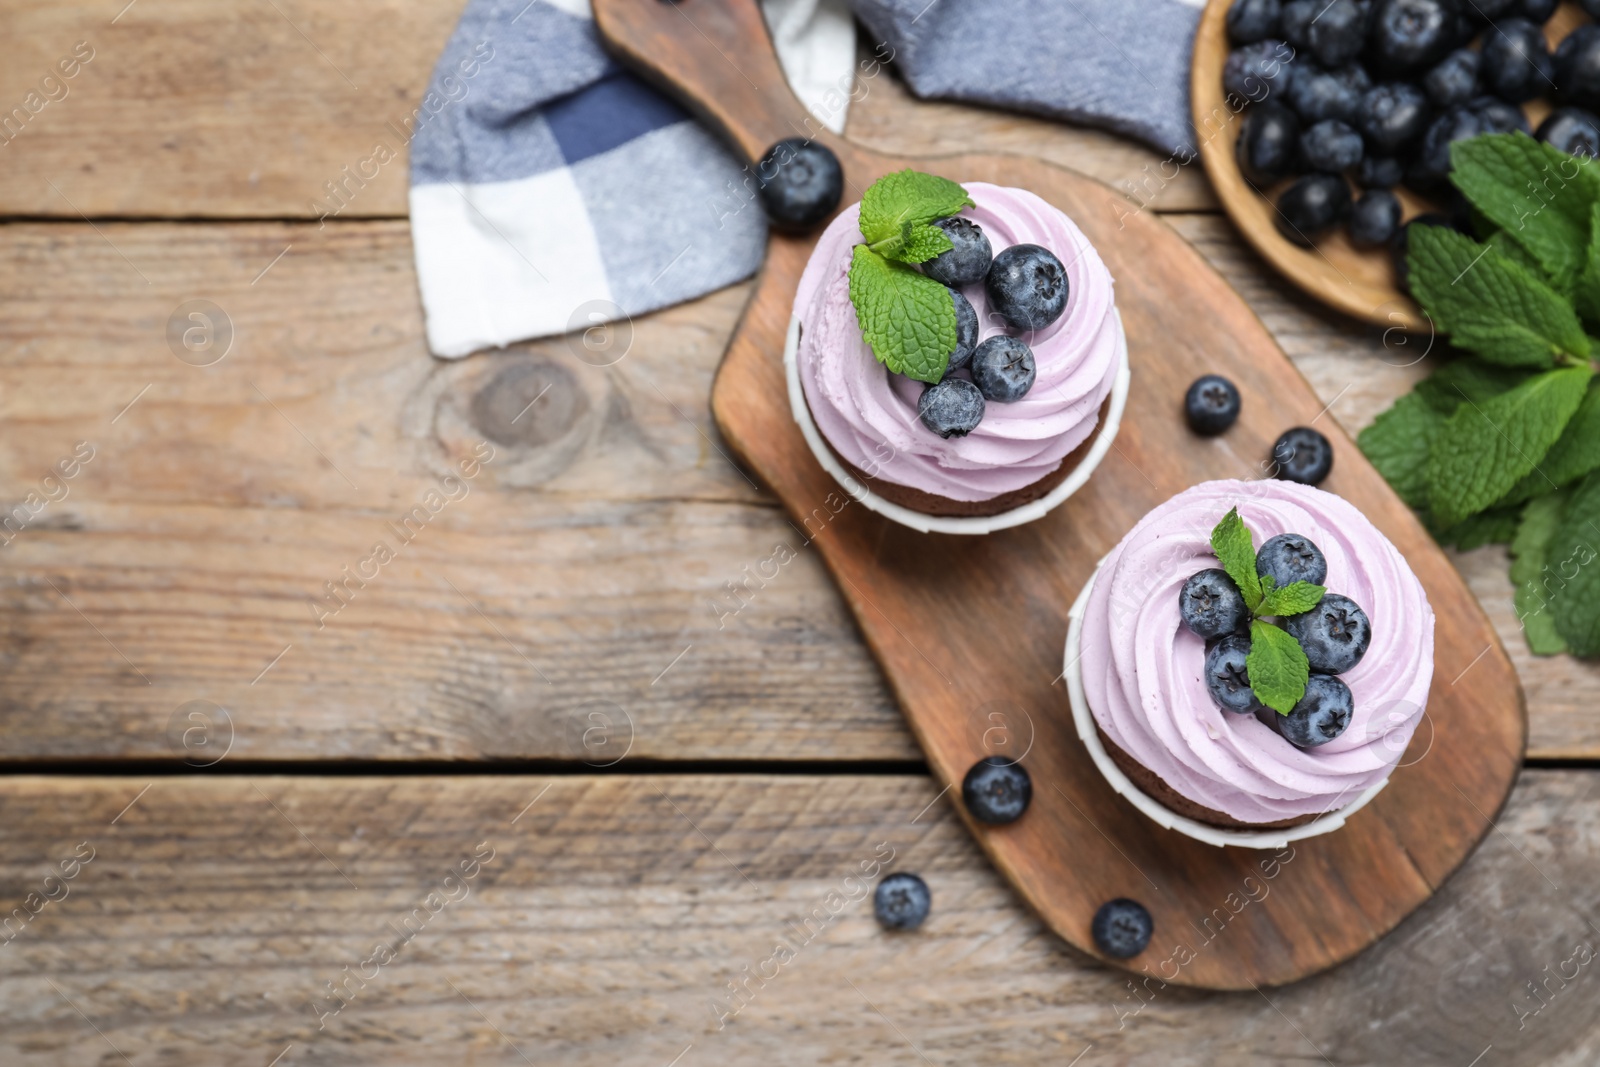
[1191,0,1588,331]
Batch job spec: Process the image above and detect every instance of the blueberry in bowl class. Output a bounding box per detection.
[1349,188,1403,248]
[1287,63,1366,123]
[1224,39,1297,101]
[1227,0,1283,46]
[1355,82,1432,154]
[1357,154,1405,188]
[1556,25,1600,113]
[1537,107,1600,158]
[1236,101,1302,185]
[1480,18,1553,104]
[1423,47,1480,107]
[1367,0,1460,76]
[1300,119,1365,172]
[1274,174,1351,246]
[1308,0,1369,68]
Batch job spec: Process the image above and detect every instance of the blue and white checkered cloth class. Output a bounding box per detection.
[410,0,1201,359]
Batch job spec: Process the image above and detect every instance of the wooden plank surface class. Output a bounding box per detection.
[0,772,1594,1065]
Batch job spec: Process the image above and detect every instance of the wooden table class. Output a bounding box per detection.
[0,3,1595,1064]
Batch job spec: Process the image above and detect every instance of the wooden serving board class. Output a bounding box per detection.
[593,0,1525,988]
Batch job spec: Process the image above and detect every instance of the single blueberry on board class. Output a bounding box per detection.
[1271,426,1334,485]
[923,216,993,288]
[754,138,843,231]
[970,336,1036,402]
[1236,102,1303,185]
[1184,374,1242,436]
[1274,174,1351,247]
[918,378,985,438]
[985,244,1069,331]
[1273,674,1355,748]
[949,288,979,371]
[1284,592,1372,674]
[1206,633,1263,714]
[1227,0,1283,45]
[1537,107,1600,158]
[1256,533,1328,589]
[962,756,1033,825]
[1092,898,1154,959]
[1349,188,1403,248]
[874,872,931,931]
[1181,568,1249,639]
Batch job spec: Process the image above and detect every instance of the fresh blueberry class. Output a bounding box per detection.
[1284,592,1371,673]
[1185,374,1242,435]
[1092,898,1154,959]
[970,336,1036,402]
[1206,633,1263,714]
[1271,674,1355,748]
[1583,0,1600,16]
[962,756,1032,825]
[1516,0,1558,22]
[1556,25,1600,113]
[1357,154,1405,188]
[1237,101,1303,185]
[1391,214,1455,291]
[1256,533,1328,589]
[1424,48,1481,108]
[948,288,979,371]
[1287,64,1364,123]
[1481,18,1552,104]
[1224,40,1297,102]
[874,872,931,930]
[1466,0,1519,19]
[1409,105,1488,190]
[1537,107,1600,159]
[1308,0,1367,67]
[918,378,984,438]
[1349,188,1403,248]
[754,138,843,231]
[1300,119,1364,172]
[1272,426,1334,485]
[1181,569,1249,639]
[1275,174,1351,246]
[1355,83,1432,154]
[923,216,993,288]
[1280,0,1318,48]
[1470,94,1532,134]
[985,244,1069,331]
[1228,0,1283,45]
[1368,0,1460,76]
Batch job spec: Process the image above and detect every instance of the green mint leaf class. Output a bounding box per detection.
[1574,202,1600,327]
[1258,580,1327,617]
[1414,358,1535,415]
[1548,471,1600,655]
[1408,225,1590,368]
[1434,504,1524,549]
[847,245,956,384]
[1488,229,1564,293]
[1426,365,1593,529]
[1498,382,1600,505]
[1358,391,1445,512]
[1210,507,1262,611]
[1450,133,1600,292]
[893,221,955,265]
[1247,619,1311,715]
[858,169,973,248]
[1510,490,1570,655]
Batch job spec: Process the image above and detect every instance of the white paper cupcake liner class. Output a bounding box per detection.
[1064,562,1391,850]
[784,311,1131,535]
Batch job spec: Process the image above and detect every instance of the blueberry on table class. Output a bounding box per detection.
[918,379,984,438]
[1368,0,1460,76]
[1274,174,1351,247]
[1307,0,1367,67]
[1236,102,1302,185]
[1092,899,1154,959]
[1556,26,1600,113]
[923,216,992,289]
[985,244,1069,331]
[1224,40,1296,101]
[963,757,1032,825]
[1284,593,1371,674]
[1272,426,1333,485]
[949,288,979,371]
[1256,533,1328,589]
[1181,568,1249,639]
[1206,633,1263,714]
[754,138,843,231]
[1273,674,1355,748]
[1537,108,1600,159]
[1300,119,1364,173]
[1280,0,1318,48]
[1228,0,1282,45]
[1355,83,1431,155]
[970,336,1036,402]
[874,873,931,931]
[1480,18,1553,104]
[1348,189,1403,249]
[1184,374,1242,436]
[1423,48,1481,108]
[1287,64,1363,123]
[1409,106,1488,190]
[1357,155,1405,189]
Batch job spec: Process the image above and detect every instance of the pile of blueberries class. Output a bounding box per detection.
[1178,533,1373,749]
[914,217,1071,439]
[1224,0,1600,258]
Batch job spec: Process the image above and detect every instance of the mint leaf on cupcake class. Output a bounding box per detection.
[1246,619,1312,717]
[848,245,959,383]
[1209,507,1263,611]
[1258,580,1326,617]
[859,170,973,252]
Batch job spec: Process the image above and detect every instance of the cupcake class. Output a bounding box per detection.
[785,171,1128,533]
[1067,479,1434,842]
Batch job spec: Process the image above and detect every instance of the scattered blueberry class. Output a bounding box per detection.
[1228,0,1283,45]
[962,756,1032,825]
[1556,25,1600,113]
[1237,102,1303,185]
[1181,569,1249,639]
[1537,107,1600,158]
[874,872,931,930]
[1308,0,1367,68]
[1481,18,1553,104]
[918,378,984,438]
[1368,0,1460,76]
[1272,674,1355,748]
[1301,118,1365,172]
[985,244,1069,331]
[1356,82,1431,154]
[1224,40,1297,101]
[1284,592,1372,673]
[1288,64,1364,123]
[1206,633,1263,714]
[948,288,979,371]
[1423,48,1480,107]
[1409,106,1488,190]
[1349,188,1403,248]
[1185,374,1242,436]
[970,336,1036,402]
[1092,898,1154,959]
[1256,533,1329,589]
[1470,94,1532,135]
[754,138,843,231]
[1357,154,1405,188]
[1280,0,1318,49]
[1272,426,1334,485]
[923,216,993,288]
[1516,0,1558,23]
[1275,174,1351,246]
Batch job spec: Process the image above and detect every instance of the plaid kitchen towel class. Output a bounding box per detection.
[409,0,1199,360]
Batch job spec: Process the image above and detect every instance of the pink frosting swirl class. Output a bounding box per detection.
[1078,479,1435,824]
[793,182,1122,502]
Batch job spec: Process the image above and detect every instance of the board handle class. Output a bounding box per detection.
[591,0,837,164]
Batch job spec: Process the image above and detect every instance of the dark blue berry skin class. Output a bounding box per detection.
[1357,154,1405,188]
[1275,174,1351,246]
[1368,0,1460,76]
[1556,26,1600,113]
[1300,119,1364,172]
[1356,83,1432,154]
[1092,899,1154,959]
[1481,19,1553,104]
[1181,569,1249,639]
[1518,0,1558,22]
[1272,426,1334,485]
[1228,0,1282,45]
[754,139,843,231]
[1206,633,1264,714]
[1537,107,1600,159]
[1349,189,1403,248]
[1224,40,1296,102]
[1185,374,1241,435]
[1467,0,1519,19]
[985,244,1069,331]
[1284,593,1371,673]
[1288,65,1364,123]
[1471,95,1532,135]
[962,756,1032,825]
[1424,48,1480,108]
[924,217,993,288]
[1308,0,1367,68]
[918,379,984,438]
[1582,0,1600,17]
[1281,0,1318,48]
[970,336,1036,402]
[949,288,979,371]
[1256,533,1328,590]
[1271,674,1354,748]
[1237,102,1303,185]
[874,873,931,930]
[1409,106,1488,189]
